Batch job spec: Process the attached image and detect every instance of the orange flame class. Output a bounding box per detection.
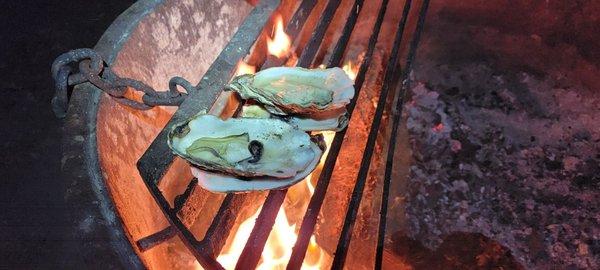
[342,60,359,81]
[212,132,336,269]
[267,15,292,58]
[235,60,256,76]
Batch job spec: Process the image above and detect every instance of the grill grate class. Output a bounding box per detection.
[135,0,430,269]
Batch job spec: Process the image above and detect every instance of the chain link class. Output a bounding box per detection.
[51,48,194,118]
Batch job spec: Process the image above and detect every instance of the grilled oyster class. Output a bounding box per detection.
[241,104,349,132]
[168,114,322,179]
[191,135,324,193]
[226,67,354,115]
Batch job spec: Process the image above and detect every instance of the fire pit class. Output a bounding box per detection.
[60,0,599,269]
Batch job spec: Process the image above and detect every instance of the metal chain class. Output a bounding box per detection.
[51,48,194,118]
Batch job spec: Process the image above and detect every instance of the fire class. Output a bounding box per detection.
[213,131,336,269]
[342,60,359,81]
[267,15,292,58]
[235,60,256,76]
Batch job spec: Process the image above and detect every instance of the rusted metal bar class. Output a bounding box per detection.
[234,190,287,269]
[287,0,389,268]
[374,1,430,269]
[136,226,177,252]
[232,1,346,268]
[326,0,364,68]
[136,1,281,269]
[233,0,341,268]
[296,0,342,68]
[261,0,319,69]
[331,0,415,267]
[136,178,199,251]
[143,177,219,268]
[137,0,280,186]
[200,194,250,257]
[192,0,321,264]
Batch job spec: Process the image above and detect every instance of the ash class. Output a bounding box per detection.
[404,63,600,269]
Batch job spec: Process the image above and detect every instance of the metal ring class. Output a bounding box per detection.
[51,66,72,118]
[51,48,103,84]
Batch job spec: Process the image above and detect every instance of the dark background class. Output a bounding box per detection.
[0,1,135,268]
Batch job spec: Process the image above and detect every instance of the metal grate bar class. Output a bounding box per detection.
[200,194,250,257]
[374,1,430,269]
[326,0,364,68]
[195,0,322,262]
[234,0,344,267]
[284,0,320,45]
[137,0,281,186]
[330,0,415,267]
[136,178,197,251]
[296,0,342,68]
[135,1,283,269]
[287,0,388,268]
[235,190,287,269]
[138,1,322,268]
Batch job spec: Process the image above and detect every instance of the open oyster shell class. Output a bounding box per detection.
[241,104,349,132]
[191,136,324,193]
[226,67,354,115]
[168,114,322,179]
[284,109,349,132]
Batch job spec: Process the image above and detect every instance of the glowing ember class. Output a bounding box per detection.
[432,123,444,132]
[235,60,256,76]
[267,15,291,58]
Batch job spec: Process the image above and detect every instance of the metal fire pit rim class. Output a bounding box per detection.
[61,0,163,268]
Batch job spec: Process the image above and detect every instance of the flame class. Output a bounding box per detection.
[213,132,336,269]
[342,60,359,81]
[267,15,292,58]
[235,61,256,76]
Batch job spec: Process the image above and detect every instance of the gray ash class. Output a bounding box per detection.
[403,63,600,269]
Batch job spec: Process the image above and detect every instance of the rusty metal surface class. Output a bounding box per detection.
[137,0,281,186]
[331,0,418,265]
[52,48,194,117]
[375,1,430,268]
[63,0,255,269]
[60,1,163,269]
[126,0,280,268]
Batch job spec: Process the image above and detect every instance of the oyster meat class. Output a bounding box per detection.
[190,136,323,193]
[169,114,323,180]
[226,67,354,115]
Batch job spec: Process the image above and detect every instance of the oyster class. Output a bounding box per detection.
[226,67,354,115]
[168,114,322,179]
[240,104,271,119]
[241,104,349,132]
[191,136,324,193]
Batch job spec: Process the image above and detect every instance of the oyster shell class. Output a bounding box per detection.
[168,114,322,178]
[240,104,271,119]
[226,67,354,115]
[241,104,349,132]
[191,136,324,193]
